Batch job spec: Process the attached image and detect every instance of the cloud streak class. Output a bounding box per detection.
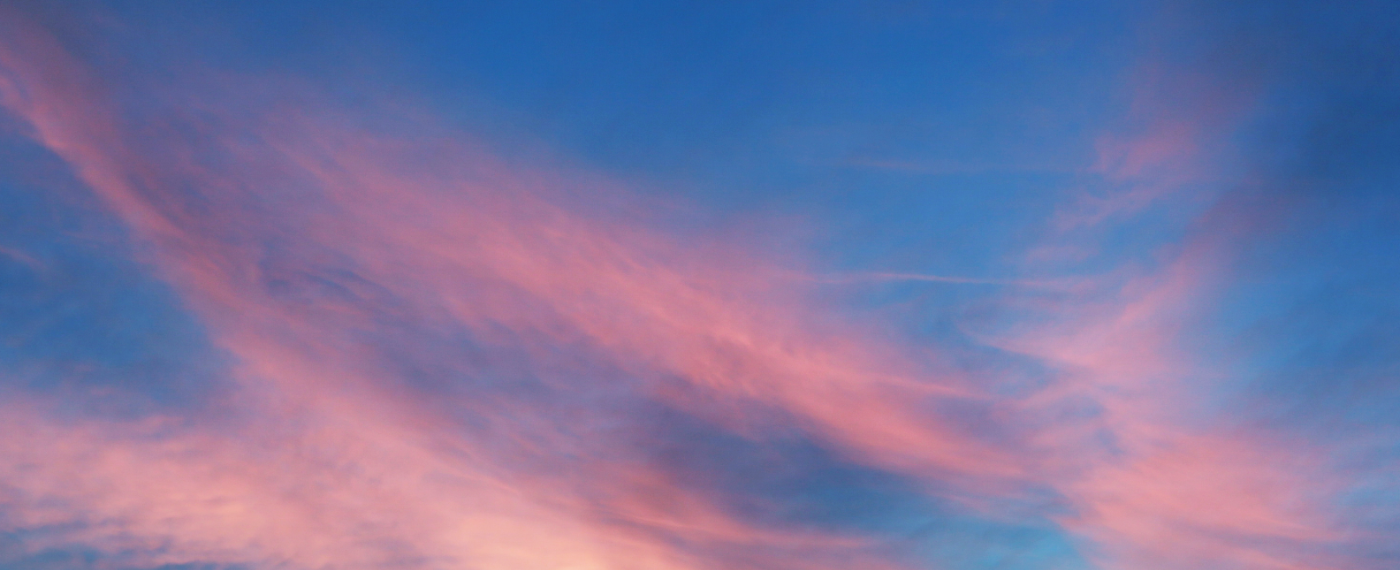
[0,9,1003,569]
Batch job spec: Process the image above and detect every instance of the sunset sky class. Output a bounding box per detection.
[1,1,1398,569]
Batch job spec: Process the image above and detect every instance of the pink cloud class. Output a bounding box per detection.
[1052,62,1260,232]
[991,236,1355,568]
[0,11,996,569]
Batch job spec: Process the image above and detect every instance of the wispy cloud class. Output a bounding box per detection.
[0,10,1007,569]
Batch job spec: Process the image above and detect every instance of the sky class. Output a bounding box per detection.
[0,1,1398,569]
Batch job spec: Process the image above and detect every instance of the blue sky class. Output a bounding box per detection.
[1,1,1398,569]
